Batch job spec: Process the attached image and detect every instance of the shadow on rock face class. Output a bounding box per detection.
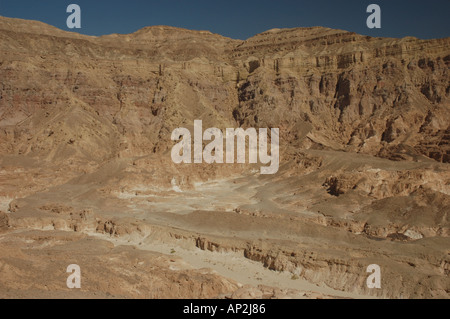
[0,211,9,232]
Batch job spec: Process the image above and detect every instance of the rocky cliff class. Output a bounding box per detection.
[0,17,449,299]
[1,17,449,165]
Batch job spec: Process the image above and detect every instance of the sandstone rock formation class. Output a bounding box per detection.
[0,17,448,299]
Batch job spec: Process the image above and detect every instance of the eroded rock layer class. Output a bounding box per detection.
[0,17,449,299]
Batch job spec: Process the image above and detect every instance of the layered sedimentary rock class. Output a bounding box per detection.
[1,18,448,164]
[0,17,449,298]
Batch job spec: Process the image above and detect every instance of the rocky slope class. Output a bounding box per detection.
[0,17,449,298]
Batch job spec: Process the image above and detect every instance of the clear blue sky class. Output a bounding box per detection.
[0,0,449,40]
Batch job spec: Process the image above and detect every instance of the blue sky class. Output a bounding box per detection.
[0,0,449,40]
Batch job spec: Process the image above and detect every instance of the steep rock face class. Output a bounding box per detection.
[0,17,449,165]
[0,17,449,299]
[231,28,449,162]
